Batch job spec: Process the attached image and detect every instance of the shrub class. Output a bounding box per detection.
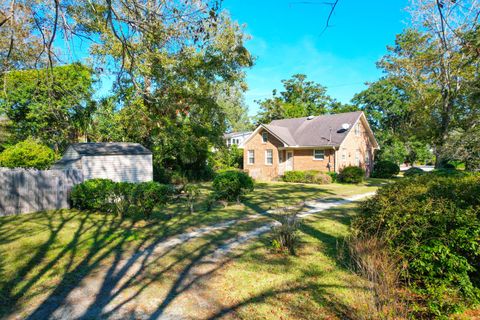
[441,162,456,170]
[338,166,365,183]
[403,167,424,177]
[212,170,254,202]
[282,170,332,184]
[353,174,480,317]
[371,160,400,178]
[70,179,116,212]
[133,182,174,217]
[326,171,338,182]
[70,179,173,218]
[0,139,56,169]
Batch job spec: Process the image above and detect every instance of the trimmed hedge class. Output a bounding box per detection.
[70,179,174,218]
[212,170,254,202]
[371,160,400,178]
[403,167,424,177]
[338,166,365,184]
[282,170,332,184]
[353,174,480,317]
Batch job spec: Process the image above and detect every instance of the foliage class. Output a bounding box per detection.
[338,166,365,184]
[70,179,174,218]
[216,83,253,132]
[0,139,56,169]
[371,160,400,179]
[0,64,94,151]
[354,174,480,317]
[70,179,116,212]
[282,170,332,185]
[184,184,201,214]
[403,167,424,177]
[212,145,243,171]
[255,74,356,124]
[212,170,254,202]
[271,207,301,255]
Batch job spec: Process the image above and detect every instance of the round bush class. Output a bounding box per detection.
[403,167,424,177]
[212,170,254,202]
[338,166,365,184]
[371,160,400,178]
[353,174,480,316]
[0,139,55,169]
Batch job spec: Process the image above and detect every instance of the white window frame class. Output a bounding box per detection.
[313,149,325,161]
[365,150,370,165]
[355,123,361,136]
[265,149,273,165]
[341,148,347,161]
[262,132,268,143]
[247,150,255,165]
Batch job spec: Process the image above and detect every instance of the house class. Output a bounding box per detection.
[242,111,379,181]
[52,142,153,182]
[223,131,252,148]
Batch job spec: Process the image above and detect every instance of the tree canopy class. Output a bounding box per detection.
[255,74,356,124]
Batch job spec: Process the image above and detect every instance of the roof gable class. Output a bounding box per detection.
[265,111,365,147]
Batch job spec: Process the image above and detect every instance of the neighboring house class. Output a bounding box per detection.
[223,131,252,148]
[242,111,379,181]
[52,142,153,182]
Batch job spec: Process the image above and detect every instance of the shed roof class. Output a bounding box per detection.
[70,143,152,156]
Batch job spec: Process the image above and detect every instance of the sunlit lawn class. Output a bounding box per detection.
[0,179,387,319]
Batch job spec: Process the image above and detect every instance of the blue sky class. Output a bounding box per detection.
[222,0,410,115]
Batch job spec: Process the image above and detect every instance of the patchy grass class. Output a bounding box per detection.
[0,180,386,319]
[209,203,376,319]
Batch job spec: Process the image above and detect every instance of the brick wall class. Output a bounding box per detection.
[243,129,283,181]
[337,118,374,175]
[292,149,335,172]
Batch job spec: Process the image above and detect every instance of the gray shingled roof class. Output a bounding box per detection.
[265,111,364,147]
[71,143,152,156]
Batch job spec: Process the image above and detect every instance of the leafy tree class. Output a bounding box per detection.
[255,74,350,124]
[377,0,480,167]
[0,139,56,169]
[0,64,94,151]
[212,145,243,170]
[216,83,253,132]
[352,78,434,165]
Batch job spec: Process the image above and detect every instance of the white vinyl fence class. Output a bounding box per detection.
[0,168,83,216]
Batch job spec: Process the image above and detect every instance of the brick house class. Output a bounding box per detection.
[242,111,379,181]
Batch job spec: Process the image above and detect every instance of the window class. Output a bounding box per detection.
[365,151,370,165]
[341,148,347,161]
[247,150,255,165]
[313,149,325,160]
[355,150,360,165]
[355,123,361,136]
[227,138,231,147]
[262,132,268,143]
[265,149,273,165]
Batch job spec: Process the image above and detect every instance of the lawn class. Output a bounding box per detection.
[0,179,388,319]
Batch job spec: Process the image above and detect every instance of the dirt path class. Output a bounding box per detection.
[15,192,375,320]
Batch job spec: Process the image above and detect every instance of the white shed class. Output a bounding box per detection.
[52,143,153,182]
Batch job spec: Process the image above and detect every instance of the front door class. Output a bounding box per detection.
[286,151,293,171]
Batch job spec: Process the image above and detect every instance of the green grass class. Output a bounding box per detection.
[209,203,376,319]
[0,179,388,319]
